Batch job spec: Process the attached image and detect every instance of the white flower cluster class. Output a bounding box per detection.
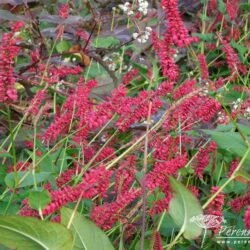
[232,98,242,110]
[103,52,122,71]
[217,111,226,123]
[244,107,250,120]
[132,26,152,43]
[119,0,149,16]
[138,0,149,15]
[119,2,133,16]
[103,56,116,71]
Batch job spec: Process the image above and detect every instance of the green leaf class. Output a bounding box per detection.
[61,207,115,250]
[192,33,214,42]
[235,170,250,182]
[92,37,120,48]
[0,152,12,158]
[218,0,227,14]
[5,171,51,188]
[0,215,73,250]
[217,178,246,194]
[56,40,71,53]
[214,122,250,136]
[202,130,250,162]
[230,40,248,63]
[28,190,51,210]
[240,3,250,12]
[168,176,203,240]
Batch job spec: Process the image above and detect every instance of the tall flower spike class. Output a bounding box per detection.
[227,159,239,178]
[218,33,247,77]
[194,141,217,179]
[42,165,113,215]
[0,32,20,103]
[153,231,163,250]
[206,186,225,233]
[28,90,47,115]
[59,4,69,19]
[91,188,141,230]
[230,193,250,212]
[198,54,209,80]
[226,0,240,22]
[161,0,199,47]
[244,206,250,230]
[152,32,179,82]
[114,155,137,194]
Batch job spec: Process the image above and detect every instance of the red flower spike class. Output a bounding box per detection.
[206,186,225,233]
[230,193,250,212]
[244,206,250,230]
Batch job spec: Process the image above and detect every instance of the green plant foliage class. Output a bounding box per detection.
[92,37,120,48]
[5,171,51,188]
[168,176,203,240]
[28,190,51,211]
[61,207,115,250]
[0,216,73,250]
[56,40,71,53]
[202,130,250,162]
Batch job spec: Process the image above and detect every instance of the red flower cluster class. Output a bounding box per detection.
[218,34,247,77]
[147,155,188,214]
[194,141,217,179]
[206,186,225,233]
[153,231,164,250]
[0,27,22,102]
[42,165,112,216]
[161,0,198,47]
[122,69,139,85]
[230,193,250,212]
[114,155,137,195]
[152,32,179,82]
[43,78,96,142]
[58,4,69,19]
[28,90,47,115]
[244,206,250,230]
[226,0,240,22]
[91,188,141,230]
[227,159,239,177]
[198,54,209,80]
[7,162,30,173]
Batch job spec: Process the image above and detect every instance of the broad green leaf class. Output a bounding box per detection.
[218,178,247,194]
[92,37,120,48]
[168,176,203,240]
[0,216,73,250]
[56,40,71,53]
[0,149,12,159]
[218,0,227,14]
[214,122,250,136]
[61,207,115,250]
[202,130,250,162]
[5,171,51,188]
[28,190,51,210]
[231,40,248,63]
[235,170,250,182]
[192,33,214,42]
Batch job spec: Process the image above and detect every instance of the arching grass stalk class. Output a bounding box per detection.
[6,105,18,186]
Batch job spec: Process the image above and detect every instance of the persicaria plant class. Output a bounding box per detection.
[0,0,249,249]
